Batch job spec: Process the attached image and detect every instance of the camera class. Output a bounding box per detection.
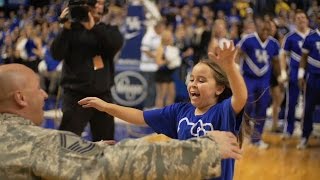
[68,0,96,22]
[68,0,112,22]
[66,0,127,23]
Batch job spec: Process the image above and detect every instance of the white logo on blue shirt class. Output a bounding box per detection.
[177,118,214,137]
[298,41,303,49]
[316,42,320,54]
[255,49,269,64]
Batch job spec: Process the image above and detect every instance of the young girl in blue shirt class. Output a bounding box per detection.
[79,42,248,180]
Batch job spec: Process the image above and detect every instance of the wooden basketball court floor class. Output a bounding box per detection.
[234,131,320,180]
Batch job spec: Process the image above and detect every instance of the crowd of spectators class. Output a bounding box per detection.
[0,0,319,98]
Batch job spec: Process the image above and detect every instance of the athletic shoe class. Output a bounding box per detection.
[253,140,270,150]
[296,138,308,150]
[281,132,292,140]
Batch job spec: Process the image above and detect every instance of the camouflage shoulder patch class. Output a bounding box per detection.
[59,133,102,156]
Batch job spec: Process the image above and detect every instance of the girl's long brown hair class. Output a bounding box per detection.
[199,60,253,147]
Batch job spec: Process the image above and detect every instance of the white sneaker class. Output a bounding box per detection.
[253,140,270,150]
[281,132,292,140]
[296,138,308,150]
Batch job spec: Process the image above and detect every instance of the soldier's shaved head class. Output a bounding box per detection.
[0,64,33,103]
[0,64,48,125]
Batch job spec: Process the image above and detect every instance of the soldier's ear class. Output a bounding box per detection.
[13,91,27,107]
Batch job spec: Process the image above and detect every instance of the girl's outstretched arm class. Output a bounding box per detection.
[208,41,247,114]
[78,97,147,125]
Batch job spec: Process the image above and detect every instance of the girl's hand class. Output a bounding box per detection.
[208,40,238,71]
[78,97,108,112]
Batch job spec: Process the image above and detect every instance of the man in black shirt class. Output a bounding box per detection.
[51,0,123,141]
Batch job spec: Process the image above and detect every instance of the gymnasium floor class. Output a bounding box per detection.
[234,124,320,180]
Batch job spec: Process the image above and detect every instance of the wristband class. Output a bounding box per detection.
[277,70,287,83]
[59,17,68,24]
[298,68,305,79]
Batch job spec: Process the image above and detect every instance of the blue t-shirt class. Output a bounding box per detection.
[237,33,280,79]
[283,30,312,81]
[144,98,242,180]
[302,29,320,75]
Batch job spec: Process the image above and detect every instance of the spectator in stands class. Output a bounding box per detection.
[140,21,165,110]
[155,29,181,107]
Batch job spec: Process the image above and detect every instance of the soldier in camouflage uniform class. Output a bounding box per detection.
[0,64,242,179]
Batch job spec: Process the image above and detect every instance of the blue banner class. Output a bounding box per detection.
[119,4,145,61]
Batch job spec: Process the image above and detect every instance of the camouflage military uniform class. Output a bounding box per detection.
[0,113,221,180]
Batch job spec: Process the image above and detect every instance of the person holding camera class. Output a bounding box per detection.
[51,0,123,141]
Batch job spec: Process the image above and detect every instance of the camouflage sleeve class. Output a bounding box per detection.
[99,135,221,180]
[30,132,107,179]
[30,131,221,180]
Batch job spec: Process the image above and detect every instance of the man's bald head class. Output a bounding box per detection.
[0,64,34,102]
[0,64,48,125]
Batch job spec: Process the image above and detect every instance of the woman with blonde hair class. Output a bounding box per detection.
[154,30,181,107]
[208,19,230,54]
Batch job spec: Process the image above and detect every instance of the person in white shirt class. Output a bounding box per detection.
[155,30,181,107]
[140,21,165,109]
